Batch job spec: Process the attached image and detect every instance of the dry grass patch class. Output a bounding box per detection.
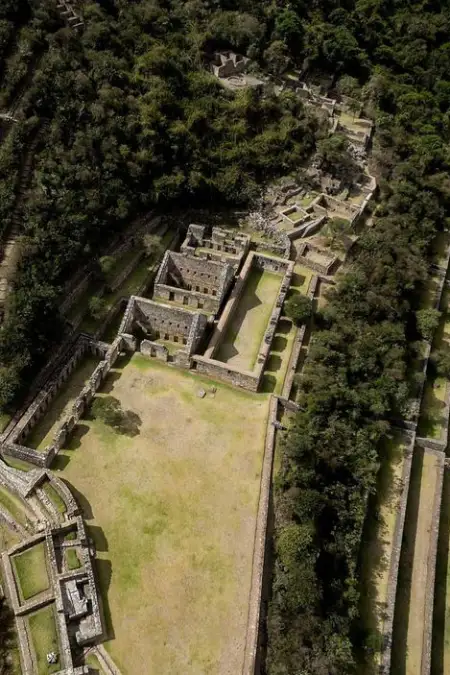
[55,354,269,675]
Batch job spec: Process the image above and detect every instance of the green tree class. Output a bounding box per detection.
[143,233,164,261]
[88,296,108,321]
[285,293,313,325]
[416,308,441,340]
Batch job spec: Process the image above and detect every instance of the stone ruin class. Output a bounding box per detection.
[211,51,249,79]
[181,224,251,266]
[0,461,103,674]
[153,250,235,314]
[211,51,265,90]
[119,295,207,369]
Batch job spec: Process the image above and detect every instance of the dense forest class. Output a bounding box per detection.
[0,0,449,673]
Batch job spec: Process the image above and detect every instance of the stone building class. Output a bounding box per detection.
[154,250,235,313]
[211,51,249,78]
[181,224,250,266]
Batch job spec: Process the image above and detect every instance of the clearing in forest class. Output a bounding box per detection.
[216,268,282,370]
[54,353,269,675]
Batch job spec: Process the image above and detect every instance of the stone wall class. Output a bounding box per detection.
[243,394,278,675]
[198,252,294,392]
[192,356,260,391]
[154,250,234,314]
[4,336,105,448]
[296,242,338,276]
[379,430,415,675]
[1,338,123,468]
[140,339,169,362]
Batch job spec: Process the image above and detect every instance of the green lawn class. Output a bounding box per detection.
[26,356,99,451]
[55,354,269,675]
[13,542,49,601]
[42,483,67,515]
[66,547,81,570]
[0,487,29,527]
[28,605,60,675]
[291,265,313,293]
[216,269,282,371]
[85,652,104,672]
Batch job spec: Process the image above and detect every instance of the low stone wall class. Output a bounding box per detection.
[243,394,278,675]
[5,337,106,448]
[193,356,259,391]
[297,242,338,276]
[140,339,168,362]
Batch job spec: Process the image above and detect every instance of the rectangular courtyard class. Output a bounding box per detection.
[54,353,270,675]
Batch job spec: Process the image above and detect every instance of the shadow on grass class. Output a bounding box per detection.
[276,319,292,335]
[391,446,425,675]
[101,371,122,394]
[266,355,282,373]
[418,382,447,439]
[88,525,109,553]
[216,268,264,362]
[62,480,95,519]
[271,336,287,352]
[67,424,90,450]
[95,557,115,641]
[431,471,450,675]
[261,374,276,393]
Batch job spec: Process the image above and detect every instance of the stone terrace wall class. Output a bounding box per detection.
[379,429,416,675]
[1,338,122,468]
[5,337,106,448]
[243,394,278,675]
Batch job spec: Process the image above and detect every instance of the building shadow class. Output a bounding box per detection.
[95,557,115,641]
[62,480,95,520]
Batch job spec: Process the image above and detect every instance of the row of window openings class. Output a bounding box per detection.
[162,334,187,345]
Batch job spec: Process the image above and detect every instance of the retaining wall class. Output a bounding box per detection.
[243,395,278,675]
